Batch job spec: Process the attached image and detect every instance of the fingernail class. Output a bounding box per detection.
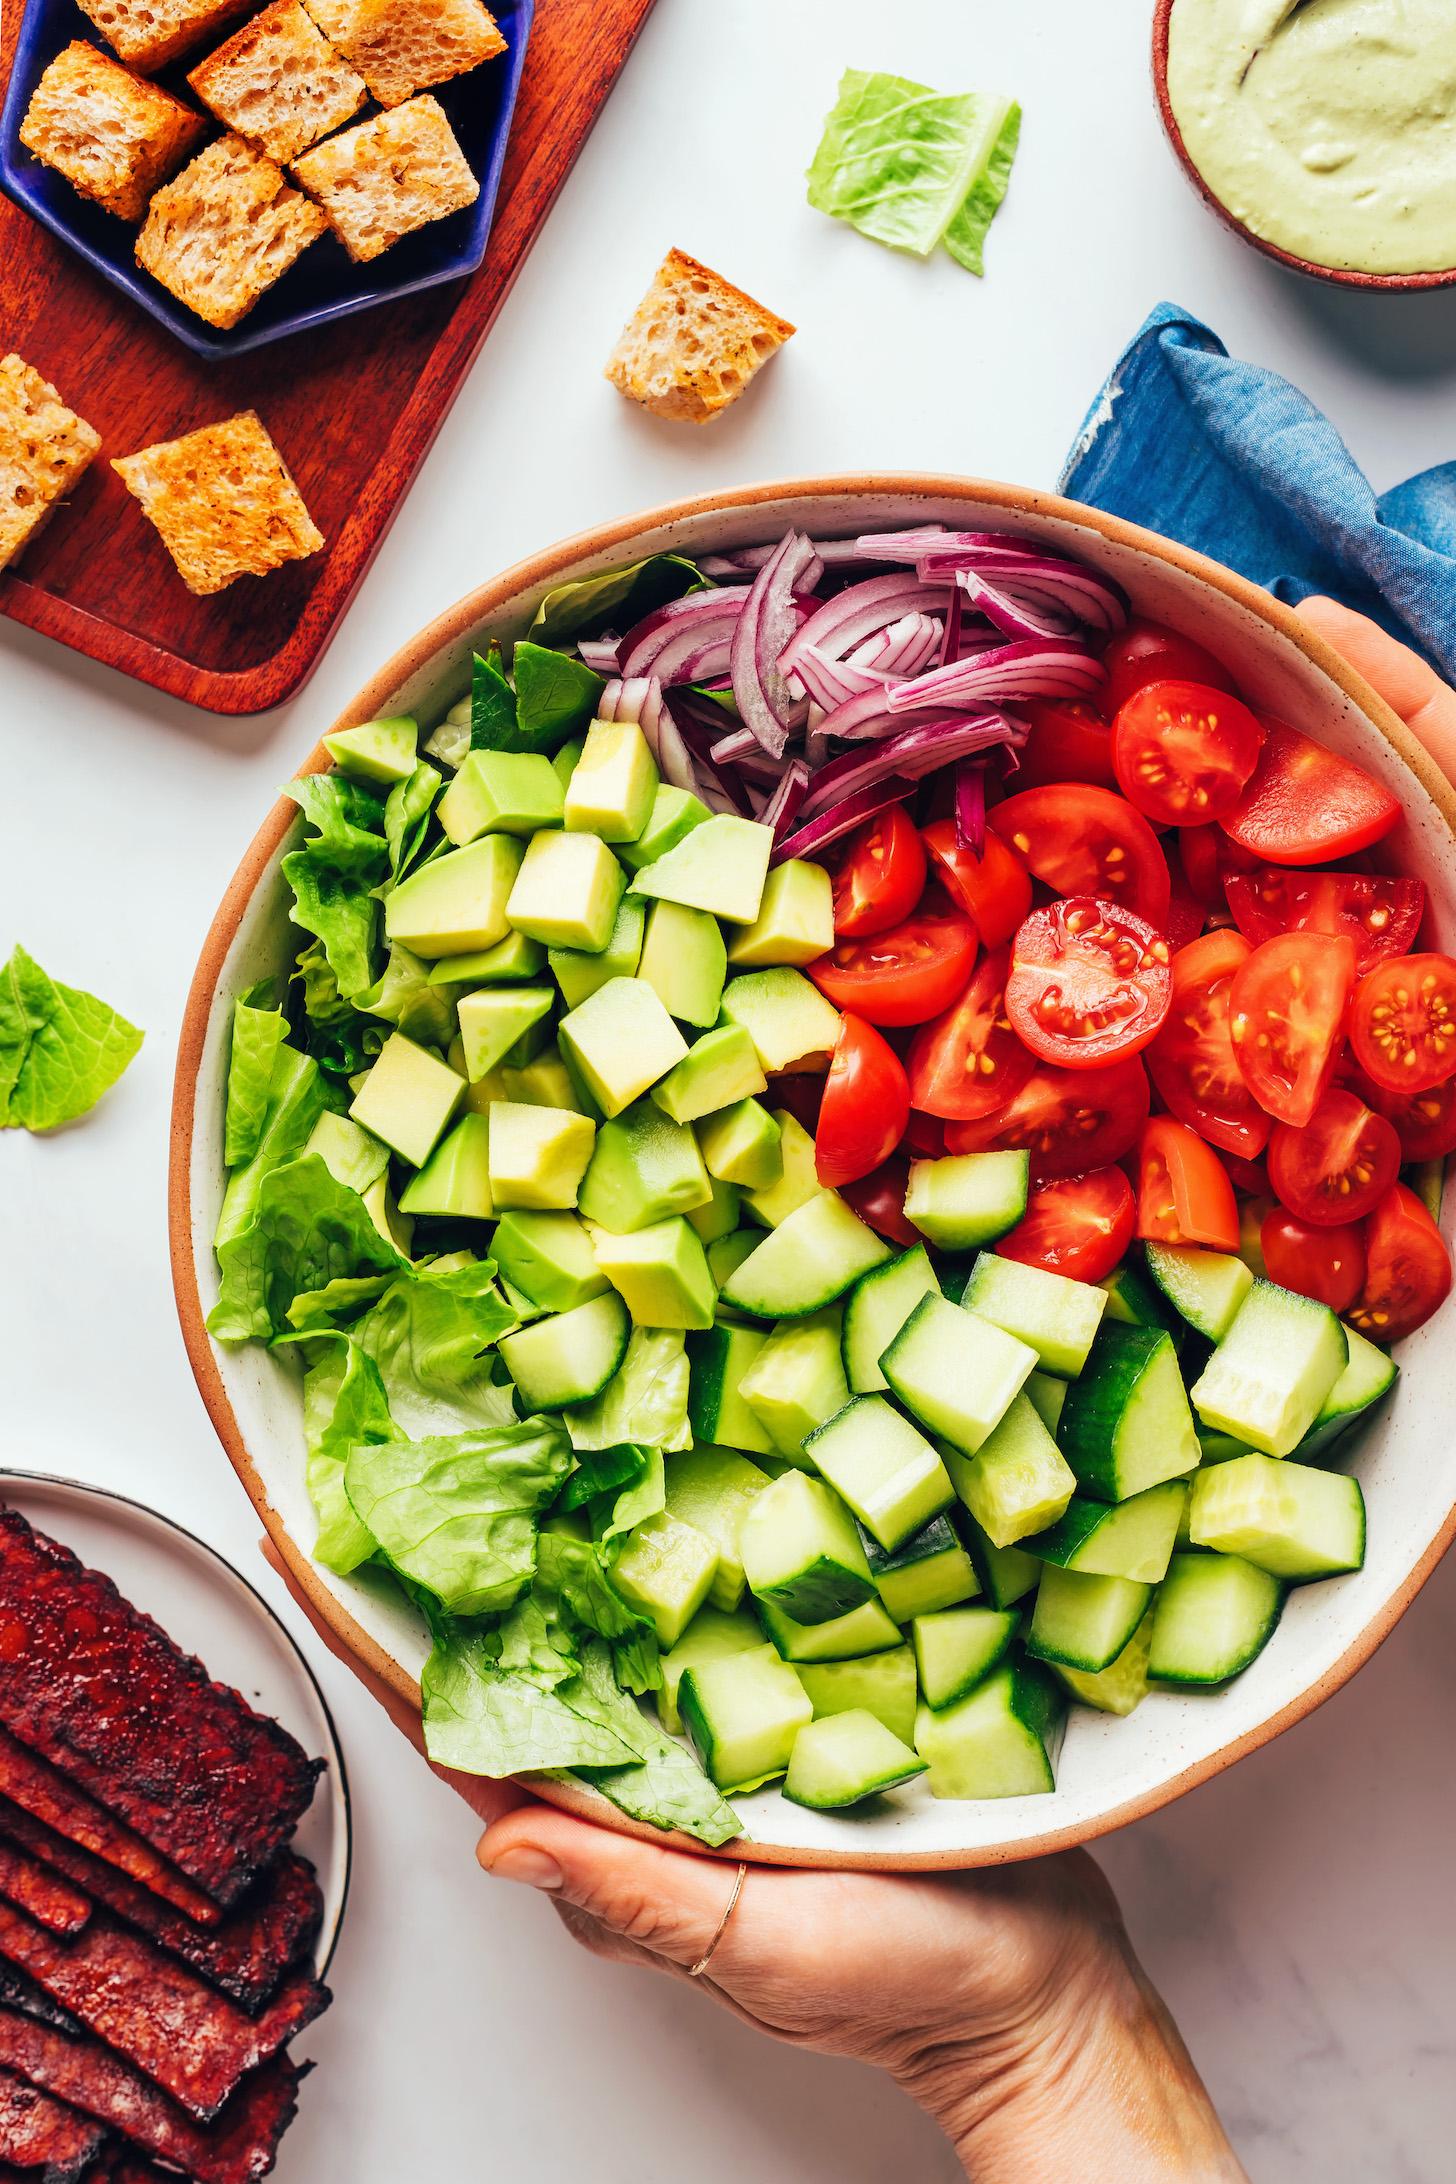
[483,1846,563,1890]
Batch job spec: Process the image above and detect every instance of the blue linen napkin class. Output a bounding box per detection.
[1059,301,1456,682]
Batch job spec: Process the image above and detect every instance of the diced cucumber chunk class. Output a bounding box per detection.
[680,1643,813,1792]
[1190,1280,1347,1457]
[1293,1325,1397,1459]
[756,1593,902,1662]
[1024,1369,1067,1434]
[1060,1323,1201,1502]
[914,1657,1066,1800]
[499,1290,629,1410]
[739,1308,849,1463]
[882,1295,1037,1454]
[905,1150,1029,1250]
[1025,1481,1186,1584]
[611,1511,719,1648]
[1052,1604,1155,1717]
[1142,1242,1253,1342]
[1026,1566,1153,1673]
[708,1231,759,1293]
[744,1111,820,1226]
[783,1710,927,1810]
[1099,1259,1187,1346]
[720,1192,890,1319]
[860,1512,978,1622]
[795,1645,918,1744]
[720,967,841,1069]
[664,1445,772,1611]
[960,1253,1107,1378]
[1188,1455,1365,1581]
[687,1324,776,1455]
[804,1396,954,1553]
[841,1245,942,1395]
[657,1605,761,1735]
[943,1394,1077,1550]
[911,1606,1018,1709]
[959,1508,1042,1608]
[740,1470,877,1625]
[1149,1551,1285,1685]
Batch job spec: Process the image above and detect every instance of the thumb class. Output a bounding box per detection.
[1295,594,1456,787]
[477,1805,750,1975]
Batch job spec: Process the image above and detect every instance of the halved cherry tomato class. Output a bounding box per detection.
[1161,844,1206,953]
[1224,868,1425,976]
[989,784,1170,929]
[1229,931,1357,1127]
[1111,680,1264,826]
[901,1109,947,1158]
[1348,952,1456,1094]
[1136,1116,1239,1250]
[945,1058,1151,1180]
[905,944,1033,1120]
[1146,930,1270,1159]
[831,805,926,939]
[1013,700,1117,791]
[1359,1073,1456,1162]
[1260,1209,1366,1314]
[815,1014,911,1188]
[996,1167,1135,1284]
[1266,1087,1400,1227]
[920,821,1032,948]
[1223,1152,1270,1197]
[839,1156,919,1246]
[1349,1183,1453,1342]
[1179,823,1259,910]
[1103,618,1239,714]
[1006,898,1171,1068]
[810,902,978,1028]
[1221,718,1401,865]
[764,1073,823,1137]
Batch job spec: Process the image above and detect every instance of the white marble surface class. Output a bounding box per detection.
[4,1,1455,2175]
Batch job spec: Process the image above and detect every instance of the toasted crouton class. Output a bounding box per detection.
[135,134,325,329]
[19,41,207,223]
[290,94,477,263]
[112,410,323,593]
[302,0,505,108]
[73,0,252,75]
[189,1,366,164]
[0,354,102,571]
[605,249,795,425]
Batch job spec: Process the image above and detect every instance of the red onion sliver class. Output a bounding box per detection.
[779,575,953,673]
[618,588,749,681]
[730,530,818,757]
[955,764,987,856]
[761,758,811,840]
[577,636,621,673]
[882,638,1106,715]
[798,715,1023,821]
[773,777,920,864]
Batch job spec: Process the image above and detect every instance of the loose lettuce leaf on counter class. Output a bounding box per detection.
[210,1152,403,1341]
[0,946,142,1133]
[943,100,1022,275]
[352,1257,517,1436]
[344,1418,573,1617]
[571,1645,741,1847]
[808,70,1020,265]
[300,1336,392,1573]
[223,995,286,1167]
[422,1628,639,1776]
[529,554,707,648]
[213,1045,327,1252]
[564,1330,691,1453]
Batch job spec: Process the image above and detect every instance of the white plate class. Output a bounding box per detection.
[0,1469,351,1966]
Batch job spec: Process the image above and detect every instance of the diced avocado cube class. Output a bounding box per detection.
[500,1049,587,1113]
[427,930,546,985]
[564,720,659,843]
[665,1445,772,1612]
[548,896,645,1009]
[397,1113,493,1219]
[386,836,525,959]
[721,968,841,1071]
[650,1023,767,1125]
[738,1307,849,1463]
[451,1041,510,1117]
[491,1210,608,1313]
[362,1174,413,1254]
[619,785,711,872]
[557,976,689,1118]
[685,1174,741,1244]
[740,1470,877,1625]
[637,900,726,1029]
[745,1110,820,1226]
[727,859,834,967]
[349,1033,464,1167]
[631,813,773,925]
[697,1099,783,1190]
[578,1099,712,1232]
[612,1512,719,1648]
[304,1109,389,1196]
[453,986,551,1083]
[657,1605,762,1734]
[551,735,585,791]
[589,1215,716,1329]
[680,1643,813,1792]
[324,714,418,784]
[507,831,625,952]
[487,1101,596,1209]
[438,750,564,844]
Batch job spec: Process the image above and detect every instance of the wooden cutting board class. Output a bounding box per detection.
[0,0,658,714]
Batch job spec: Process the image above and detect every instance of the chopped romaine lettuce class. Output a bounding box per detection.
[808,69,1021,269]
[223,994,286,1168]
[209,1152,403,1342]
[564,1330,691,1453]
[422,1628,640,1775]
[0,946,142,1133]
[300,1336,391,1574]
[943,100,1022,274]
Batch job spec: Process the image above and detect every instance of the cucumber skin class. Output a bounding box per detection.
[753,1559,879,1628]
[1147,1553,1286,1686]
[1059,1322,1176,1501]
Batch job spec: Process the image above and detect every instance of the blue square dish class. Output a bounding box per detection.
[0,0,532,360]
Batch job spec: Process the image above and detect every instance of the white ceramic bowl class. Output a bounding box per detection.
[171,476,1456,1870]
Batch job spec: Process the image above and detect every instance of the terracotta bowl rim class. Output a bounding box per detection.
[1151,0,1456,294]
[170,470,1456,1869]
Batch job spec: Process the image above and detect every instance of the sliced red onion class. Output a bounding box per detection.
[656,708,697,793]
[955,764,986,856]
[761,758,811,840]
[850,612,943,679]
[698,538,885,577]
[779,575,952,673]
[798,715,1023,821]
[617,587,749,682]
[880,638,1105,718]
[710,726,783,784]
[917,545,1128,640]
[730,531,818,758]
[577,636,621,673]
[664,694,755,813]
[939,585,963,667]
[773,778,920,865]
[851,526,952,562]
[597,676,666,745]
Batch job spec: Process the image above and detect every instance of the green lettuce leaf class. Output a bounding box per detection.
[286,1271,395,1332]
[344,1418,573,1616]
[209,1152,403,1342]
[293,941,385,1080]
[422,1627,639,1775]
[0,946,142,1133]
[282,776,390,1003]
[807,69,1008,257]
[300,1336,392,1573]
[511,643,605,749]
[571,1644,741,1846]
[355,942,460,1050]
[598,1446,666,1547]
[384,762,441,880]
[942,100,1022,274]
[286,776,390,868]
[557,1442,648,1513]
[564,1330,690,1452]
[470,644,519,751]
[351,1258,517,1435]
[536,1530,659,1693]
[213,1045,326,1251]
[223,997,286,1167]
[529,555,708,648]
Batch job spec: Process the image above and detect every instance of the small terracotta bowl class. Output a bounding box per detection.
[1152,0,1456,292]
[172,475,1456,1870]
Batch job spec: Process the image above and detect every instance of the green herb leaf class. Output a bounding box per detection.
[470,644,519,751]
[808,69,1008,257]
[942,100,1022,275]
[0,946,142,1133]
[223,997,286,1167]
[529,555,708,648]
[209,1152,403,1342]
[511,643,605,749]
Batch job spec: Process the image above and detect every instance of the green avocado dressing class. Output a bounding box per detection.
[1167,0,1456,273]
